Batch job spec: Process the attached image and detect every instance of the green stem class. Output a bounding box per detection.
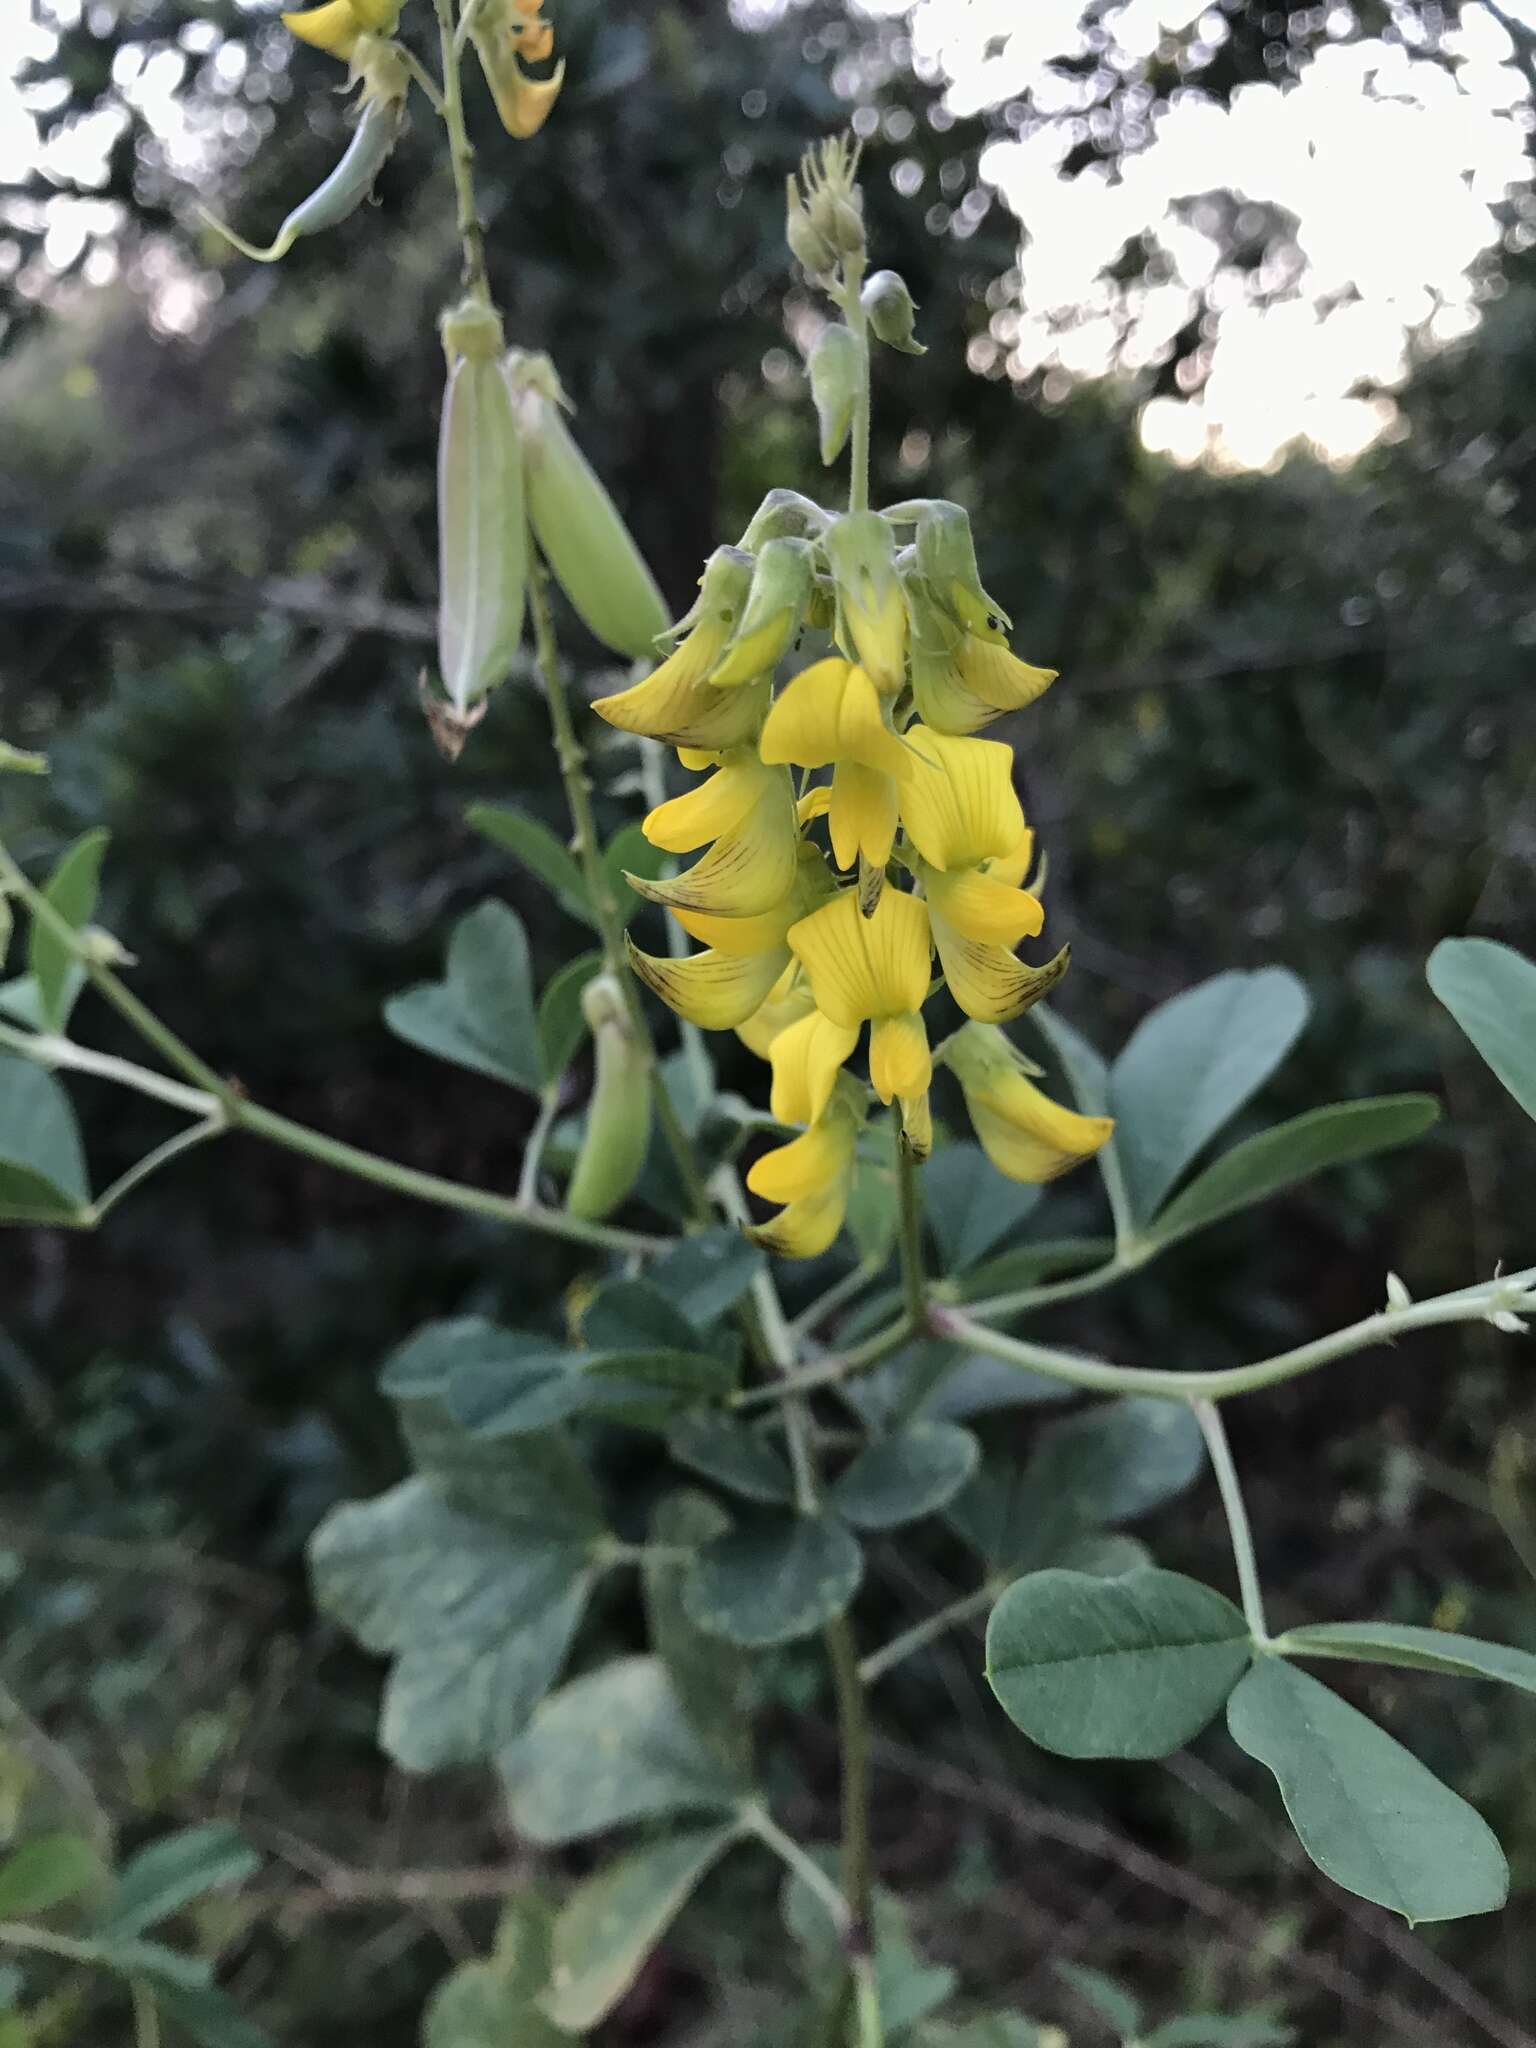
[859,1580,1000,1688]
[132,1979,161,2048]
[745,1805,849,1935]
[824,1613,873,1949]
[431,0,489,299]
[838,258,872,515]
[527,552,714,1224]
[958,1250,1139,1322]
[895,1144,926,1329]
[516,1082,563,1206]
[730,1313,912,1411]
[87,1113,227,1224]
[0,1021,216,1118]
[1191,1398,1268,1642]
[790,1259,884,1339]
[397,46,446,116]
[853,1954,884,2048]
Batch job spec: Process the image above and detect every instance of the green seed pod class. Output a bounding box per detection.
[507,351,670,660]
[861,268,926,355]
[437,300,527,721]
[709,537,815,686]
[808,324,863,467]
[565,974,652,1221]
[200,57,408,264]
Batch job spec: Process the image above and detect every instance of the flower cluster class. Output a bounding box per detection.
[283,0,564,137]
[598,497,1114,1256]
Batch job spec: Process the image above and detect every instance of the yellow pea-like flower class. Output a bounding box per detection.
[627,756,799,920]
[940,1022,1113,1185]
[282,0,390,59]
[760,658,913,871]
[709,537,815,687]
[744,1079,863,1260]
[761,1006,860,1127]
[593,548,765,750]
[624,935,794,1032]
[897,726,1023,873]
[788,886,933,1105]
[824,512,909,694]
[907,586,1056,737]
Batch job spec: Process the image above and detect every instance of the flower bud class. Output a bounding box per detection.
[565,974,652,1221]
[861,269,925,355]
[824,511,908,693]
[739,488,831,551]
[807,323,863,467]
[436,299,527,723]
[506,351,670,660]
[470,0,565,138]
[709,537,816,686]
[786,175,836,277]
[908,499,1008,632]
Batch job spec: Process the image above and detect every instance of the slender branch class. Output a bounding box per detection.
[895,1144,926,1329]
[834,254,872,515]
[859,1580,1000,1688]
[824,1613,874,1949]
[730,1312,912,1411]
[87,1113,226,1224]
[526,553,714,1223]
[397,46,446,116]
[853,1954,884,2048]
[744,1805,848,1935]
[790,1259,884,1339]
[132,1980,161,2048]
[0,1022,218,1118]
[957,1250,1137,1323]
[431,0,489,298]
[1192,1399,1268,1641]
[515,1083,563,1206]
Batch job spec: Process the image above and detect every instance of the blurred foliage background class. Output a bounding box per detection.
[2,0,1535,2042]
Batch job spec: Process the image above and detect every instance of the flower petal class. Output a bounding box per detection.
[626,935,790,1029]
[931,913,1070,1025]
[736,967,812,1059]
[829,760,899,871]
[956,633,1056,713]
[868,1011,932,1104]
[747,1115,853,1204]
[643,753,778,853]
[788,887,932,1028]
[924,864,1044,946]
[767,1009,859,1126]
[627,770,799,918]
[760,660,911,780]
[898,727,1024,872]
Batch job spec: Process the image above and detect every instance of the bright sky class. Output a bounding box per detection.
[5,1,1536,467]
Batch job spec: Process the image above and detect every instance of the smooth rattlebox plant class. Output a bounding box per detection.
[0,5,1534,2043]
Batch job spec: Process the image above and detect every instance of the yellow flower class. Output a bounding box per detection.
[629,750,799,919]
[469,0,565,138]
[759,658,913,871]
[593,549,766,750]
[282,0,399,59]
[911,803,1065,1027]
[744,1078,863,1259]
[788,886,932,1105]
[908,587,1055,737]
[897,726,1022,872]
[940,1022,1113,1184]
[708,537,815,687]
[825,512,909,693]
[627,846,833,1030]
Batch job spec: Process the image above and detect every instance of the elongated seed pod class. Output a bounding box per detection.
[565,974,652,1220]
[201,89,406,264]
[437,301,527,718]
[506,352,669,660]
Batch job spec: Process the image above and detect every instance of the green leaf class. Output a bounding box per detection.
[29,827,109,1033]
[1144,2018,1295,2048]
[96,1824,258,1940]
[1226,1657,1508,1923]
[923,1144,1041,1271]
[1055,1962,1143,2035]
[384,900,541,1095]
[831,1424,980,1531]
[666,1414,796,1505]
[924,2020,1044,2048]
[466,803,592,925]
[986,1568,1252,1759]
[1025,1005,1131,1235]
[0,1833,101,1917]
[449,1341,736,1439]
[88,1937,212,1992]
[643,1493,755,1781]
[951,1236,1114,1306]
[1428,936,1536,1124]
[0,1057,89,1224]
[540,1824,737,2032]
[647,1231,765,1326]
[1029,1397,1205,1530]
[603,822,669,928]
[917,1350,1071,1420]
[309,1478,593,1771]
[1147,1096,1439,1250]
[500,1655,746,1844]
[151,1981,275,2048]
[536,951,602,1086]
[423,1963,563,2048]
[684,1511,863,1648]
[1280,1621,1536,1695]
[583,1278,703,1354]
[1108,968,1310,1224]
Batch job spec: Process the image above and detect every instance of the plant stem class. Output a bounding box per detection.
[824,1613,874,1953]
[958,1250,1138,1322]
[1191,1398,1268,1642]
[790,1259,884,1339]
[526,552,714,1223]
[432,0,489,298]
[0,1021,216,1117]
[730,1312,912,1411]
[88,1113,227,1224]
[895,1144,926,1328]
[839,256,872,515]
[745,1805,849,1935]
[859,1580,1000,1688]
[132,1979,161,2048]
[515,1082,563,1205]
[853,1954,884,2048]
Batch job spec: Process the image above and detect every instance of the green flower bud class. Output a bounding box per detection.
[909,499,1011,635]
[436,300,526,729]
[709,537,816,686]
[507,351,670,661]
[739,488,831,552]
[824,510,908,694]
[786,174,836,277]
[565,973,652,1221]
[861,268,926,355]
[807,324,863,467]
